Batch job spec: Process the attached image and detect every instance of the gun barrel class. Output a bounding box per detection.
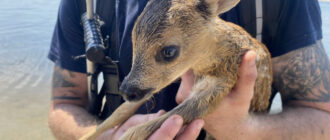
[82,13,106,63]
[86,0,94,19]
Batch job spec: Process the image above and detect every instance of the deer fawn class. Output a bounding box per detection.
[80,0,272,139]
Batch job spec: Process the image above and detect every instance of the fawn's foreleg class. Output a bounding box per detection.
[120,76,236,140]
[79,99,147,140]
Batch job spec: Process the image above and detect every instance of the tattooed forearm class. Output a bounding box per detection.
[51,65,88,106]
[272,41,330,102]
[52,90,81,101]
[52,96,81,101]
[52,66,77,88]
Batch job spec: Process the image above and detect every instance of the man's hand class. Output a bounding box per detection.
[97,110,204,140]
[176,51,258,139]
[176,42,330,140]
[149,115,204,140]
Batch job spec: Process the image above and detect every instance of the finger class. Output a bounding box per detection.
[127,110,165,127]
[175,119,204,140]
[148,115,183,140]
[176,69,195,104]
[122,114,151,128]
[115,111,165,138]
[148,110,166,120]
[228,51,257,104]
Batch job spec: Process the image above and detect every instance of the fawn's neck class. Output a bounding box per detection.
[192,18,258,75]
[213,18,254,47]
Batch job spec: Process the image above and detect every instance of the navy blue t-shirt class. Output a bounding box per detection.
[48,0,323,114]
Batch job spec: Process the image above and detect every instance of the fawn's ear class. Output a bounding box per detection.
[205,0,240,15]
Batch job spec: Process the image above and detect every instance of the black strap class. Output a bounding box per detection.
[234,0,290,109]
[261,0,290,48]
[270,0,290,48]
[80,0,86,17]
[81,0,123,119]
[237,0,257,38]
[96,0,124,119]
[235,0,290,45]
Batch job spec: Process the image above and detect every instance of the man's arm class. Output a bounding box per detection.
[272,41,330,109]
[255,41,330,139]
[48,65,99,140]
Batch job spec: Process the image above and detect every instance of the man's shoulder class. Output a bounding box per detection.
[48,0,87,73]
[58,0,82,18]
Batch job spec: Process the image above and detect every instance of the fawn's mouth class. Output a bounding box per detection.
[119,85,155,102]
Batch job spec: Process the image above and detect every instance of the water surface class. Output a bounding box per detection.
[0,0,59,139]
[321,2,330,55]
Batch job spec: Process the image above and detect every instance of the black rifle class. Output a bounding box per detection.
[81,0,121,117]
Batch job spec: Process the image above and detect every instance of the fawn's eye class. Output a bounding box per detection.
[162,46,177,58]
[157,45,180,62]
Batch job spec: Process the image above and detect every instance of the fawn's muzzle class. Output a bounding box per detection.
[119,82,154,102]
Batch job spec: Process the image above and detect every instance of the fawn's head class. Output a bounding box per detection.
[120,0,240,101]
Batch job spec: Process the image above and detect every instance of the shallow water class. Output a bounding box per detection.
[0,1,329,140]
[321,2,330,55]
[0,0,59,139]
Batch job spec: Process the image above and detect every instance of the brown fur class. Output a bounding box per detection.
[80,0,272,139]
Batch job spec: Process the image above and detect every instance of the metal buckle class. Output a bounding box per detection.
[102,62,121,95]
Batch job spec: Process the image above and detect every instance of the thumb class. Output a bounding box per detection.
[148,115,183,140]
[176,69,195,104]
[228,51,257,104]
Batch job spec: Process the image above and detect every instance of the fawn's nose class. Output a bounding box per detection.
[119,83,153,102]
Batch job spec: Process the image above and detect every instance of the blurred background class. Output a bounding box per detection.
[0,0,329,140]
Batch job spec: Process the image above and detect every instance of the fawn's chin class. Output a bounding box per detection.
[123,89,155,102]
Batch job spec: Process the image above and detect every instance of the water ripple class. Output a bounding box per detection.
[0,0,59,90]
